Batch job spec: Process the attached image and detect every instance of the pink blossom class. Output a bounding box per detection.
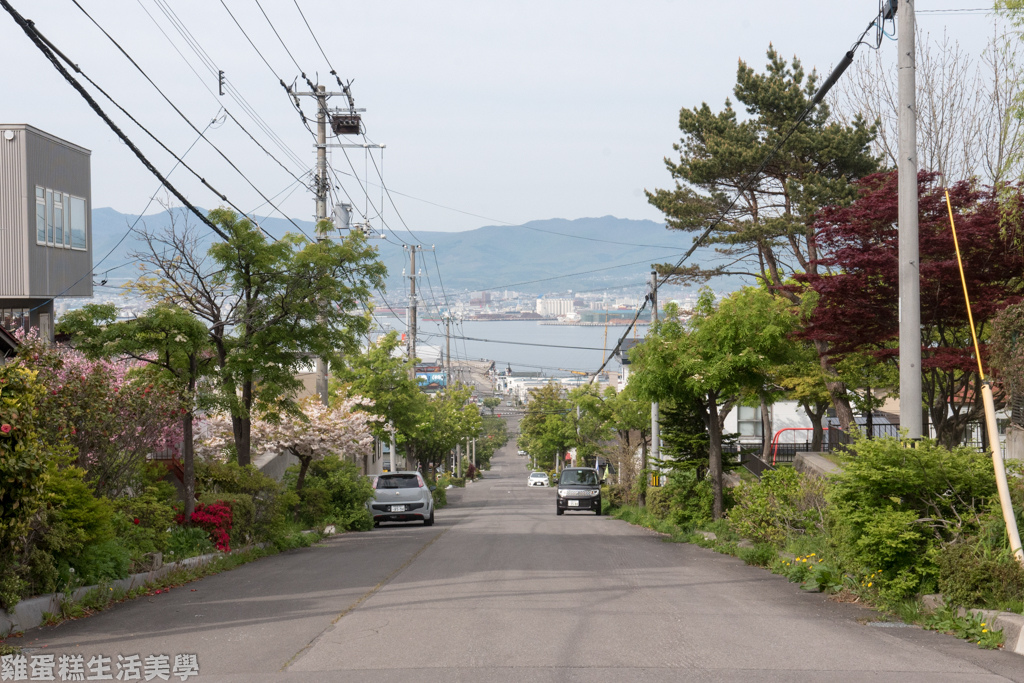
[0,424,11,434]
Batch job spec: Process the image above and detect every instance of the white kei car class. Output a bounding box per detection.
[527,471,549,487]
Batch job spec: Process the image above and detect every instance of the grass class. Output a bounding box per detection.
[603,502,1014,652]
[0,530,325,648]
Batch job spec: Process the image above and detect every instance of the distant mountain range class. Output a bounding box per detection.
[90,208,752,297]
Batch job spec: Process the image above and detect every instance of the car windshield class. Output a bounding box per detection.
[530,473,546,478]
[376,474,419,489]
[559,469,599,486]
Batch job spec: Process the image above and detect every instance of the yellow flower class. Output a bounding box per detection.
[982,629,988,633]
[809,553,816,557]
[868,582,873,587]
[981,623,986,627]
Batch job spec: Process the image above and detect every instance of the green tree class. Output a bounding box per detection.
[631,288,798,518]
[518,383,573,471]
[407,385,481,477]
[647,46,878,431]
[482,397,501,416]
[333,331,425,467]
[131,207,385,466]
[58,303,211,518]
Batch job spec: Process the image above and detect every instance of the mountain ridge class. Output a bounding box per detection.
[89,209,749,295]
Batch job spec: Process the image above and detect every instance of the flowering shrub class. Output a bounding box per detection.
[187,502,233,553]
[16,333,184,497]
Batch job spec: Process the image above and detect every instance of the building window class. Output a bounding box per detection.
[737,405,762,438]
[69,195,87,250]
[32,187,87,251]
[45,189,53,245]
[35,187,45,243]
[0,308,30,335]
[53,192,64,247]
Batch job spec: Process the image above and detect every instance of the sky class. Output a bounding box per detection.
[0,1,1007,234]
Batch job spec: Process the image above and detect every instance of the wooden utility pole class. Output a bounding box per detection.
[406,245,418,379]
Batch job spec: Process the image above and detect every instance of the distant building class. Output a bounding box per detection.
[0,124,93,341]
[536,298,574,317]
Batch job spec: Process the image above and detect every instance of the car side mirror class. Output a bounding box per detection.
[429,485,437,492]
[600,479,607,486]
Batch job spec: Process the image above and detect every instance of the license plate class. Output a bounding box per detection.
[568,500,579,507]
[390,505,407,512]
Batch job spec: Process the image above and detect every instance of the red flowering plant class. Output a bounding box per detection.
[188,502,233,553]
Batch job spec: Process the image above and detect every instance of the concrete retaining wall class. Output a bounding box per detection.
[0,552,221,636]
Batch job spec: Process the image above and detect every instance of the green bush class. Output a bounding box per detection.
[112,485,177,564]
[198,493,256,547]
[23,463,122,596]
[827,437,996,606]
[661,468,716,529]
[75,538,131,586]
[432,484,448,509]
[196,461,282,542]
[738,543,778,568]
[0,364,53,609]
[936,504,1024,609]
[644,486,671,519]
[285,456,374,531]
[728,467,826,545]
[165,525,215,561]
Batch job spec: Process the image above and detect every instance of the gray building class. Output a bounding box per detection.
[0,124,93,342]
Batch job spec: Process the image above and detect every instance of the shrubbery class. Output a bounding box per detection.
[729,467,826,545]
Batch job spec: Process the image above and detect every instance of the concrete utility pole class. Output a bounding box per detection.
[444,312,452,388]
[898,0,923,438]
[649,270,660,491]
[314,85,330,406]
[406,245,418,379]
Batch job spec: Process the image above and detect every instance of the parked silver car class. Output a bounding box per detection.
[368,472,435,526]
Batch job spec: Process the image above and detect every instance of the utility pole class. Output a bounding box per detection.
[647,270,660,504]
[314,85,330,406]
[444,312,452,389]
[898,0,923,438]
[406,245,418,379]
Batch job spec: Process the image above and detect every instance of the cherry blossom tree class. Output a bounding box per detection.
[198,397,377,491]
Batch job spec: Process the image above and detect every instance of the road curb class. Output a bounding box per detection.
[921,594,1024,655]
[0,540,278,637]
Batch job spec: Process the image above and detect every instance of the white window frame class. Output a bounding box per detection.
[53,192,65,248]
[68,194,87,251]
[35,186,45,244]
[737,405,763,439]
[45,189,54,246]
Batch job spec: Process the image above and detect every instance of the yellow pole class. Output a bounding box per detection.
[945,190,1023,564]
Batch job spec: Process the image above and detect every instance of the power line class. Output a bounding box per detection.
[1,0,230,242]
[69,0,314,241]
[141,0,308,172]
[588,6,888,382]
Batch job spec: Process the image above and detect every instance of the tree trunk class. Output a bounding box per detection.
[232,415,252,467]
[295,453,312,492]
[801,401,827,452]
[706,395,724,520]
[760,393,772,461]
[814,340,855,431]
[182,411,196,520]
[639,435,648,508]
[865,385,874,439]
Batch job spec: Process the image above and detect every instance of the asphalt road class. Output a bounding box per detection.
[12,439,1024,682]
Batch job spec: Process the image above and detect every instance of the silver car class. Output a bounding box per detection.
[368,472,435,526]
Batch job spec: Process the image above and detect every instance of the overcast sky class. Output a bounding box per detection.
[0,1,1005,233]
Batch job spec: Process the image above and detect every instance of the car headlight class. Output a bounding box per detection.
[557,489,569,496]
[589,489,600,497]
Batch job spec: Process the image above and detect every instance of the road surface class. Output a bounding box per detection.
[11,439,1024,682]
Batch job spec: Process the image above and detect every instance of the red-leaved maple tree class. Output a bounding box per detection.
[799,170,1024,447]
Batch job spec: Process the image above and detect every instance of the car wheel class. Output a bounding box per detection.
[556,507,564,516]
[424,510,434,526]
[595,504,602,516]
